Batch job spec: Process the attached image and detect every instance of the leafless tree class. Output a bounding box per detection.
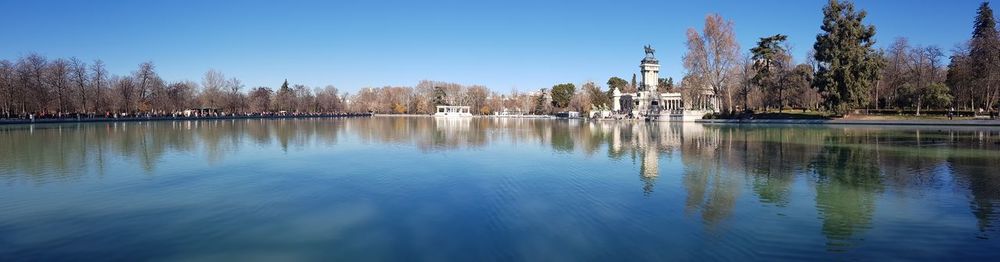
[113,75,137,114]
[225,77,244,113]
[16,54,49,114]
[165,81,197,113]
[200,69,225,109]
[683,14,740,112]
[90,59,109,113]
[882,38,911,110]
[464,85,489,114]
[315,85,342,112]
[0,60,15,117]
[947,43,976,110]
[293,84,315,112]
[248,86,273,113]
[133,61,160,112]
[69,58,89,113]
[46,58,72,115]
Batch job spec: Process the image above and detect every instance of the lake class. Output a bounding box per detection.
[1,117,999,261]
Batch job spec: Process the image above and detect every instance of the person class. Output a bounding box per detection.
[948,107,954,120]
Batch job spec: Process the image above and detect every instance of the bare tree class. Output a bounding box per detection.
[683,14,740,112]
[248,87,273,113]
[882,38,911,110]
[0,60,14,117]
[17,54,49,114]
[734,53,755,111]
[293,84,315,112]
[464,85,489,114]
[315,85,342,112]
[113,75,137,114]
[225,77,244,113]
[90,59,109,113]
[165,81,197,113]
[133,61,160,112]
[46,58,72,115]
[947,43,975,110]
[907,45,948,115]
[200,69,225,109]
[69,58,89,113]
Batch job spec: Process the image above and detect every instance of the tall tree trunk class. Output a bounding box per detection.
[916,98,922,116]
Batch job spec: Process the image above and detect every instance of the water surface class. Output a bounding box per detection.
[1,118,999,261]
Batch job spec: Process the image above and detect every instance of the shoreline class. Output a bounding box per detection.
[0,114,373,126]
[696,119,1000,127]
[5,114,998,127]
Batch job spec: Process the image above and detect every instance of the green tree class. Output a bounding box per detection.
[751,34,790,111]
[630,73,638,92]
[550,83,576,109]
[275,79,294,111]
[607,77,628,91]
[811,134,882,251]
[901,82,952,115]
[789,64,817,110]
[658,77,674,92]
[279,79,290,92]
[922,83,953,110]
[431,86,448,106]
[812,0,883,115]
[533,88,548,114]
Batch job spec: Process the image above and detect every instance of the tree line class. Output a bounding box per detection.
[345,80,610,116]
[675,0,1000,116]
[4,0,999,118]
[0,55,349,118]
[0,52,602,117]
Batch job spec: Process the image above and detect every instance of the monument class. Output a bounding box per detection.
[609,45,718,121]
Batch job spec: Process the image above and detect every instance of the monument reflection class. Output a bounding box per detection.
[1,118,999,251]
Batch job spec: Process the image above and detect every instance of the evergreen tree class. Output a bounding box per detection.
[550,83,576,109]
[812,0,883,115]
[276,79,294,111]
[533,88,548,114]
[973,2,997,40]
[657,77,674,92]
[630,73,637,92]
[969,2,1000,112]
[431,86,448,106]
[751,34,790,111]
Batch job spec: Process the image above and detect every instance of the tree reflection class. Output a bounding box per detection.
[950,151,1000,238]
[808,130,883,251]
[723,126,825,207]
[1,118,999,244]
[0,119,345,179]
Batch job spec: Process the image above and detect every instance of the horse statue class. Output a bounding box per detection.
[644,45,655,57]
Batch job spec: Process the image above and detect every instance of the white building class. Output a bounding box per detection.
[434,105,473,117]
[610,45,719,121]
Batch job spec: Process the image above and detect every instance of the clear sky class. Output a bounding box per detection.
[0,0,987,93]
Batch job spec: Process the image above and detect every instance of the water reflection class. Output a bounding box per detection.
[2,118,1000,256]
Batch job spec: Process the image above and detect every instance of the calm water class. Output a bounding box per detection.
[1,118,999,261]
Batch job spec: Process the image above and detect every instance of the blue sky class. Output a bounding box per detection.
[0,0,986,93]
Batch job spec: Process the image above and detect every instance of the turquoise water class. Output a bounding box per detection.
[1,118,999,261]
